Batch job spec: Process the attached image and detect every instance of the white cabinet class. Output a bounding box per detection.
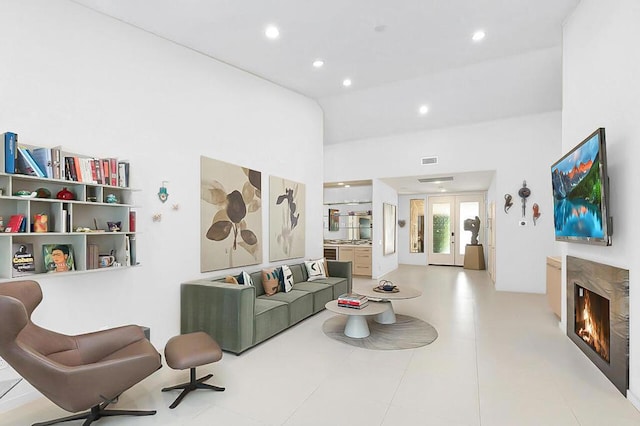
[0,172,137,280]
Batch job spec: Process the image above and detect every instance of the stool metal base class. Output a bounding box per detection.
[162,368,225,409]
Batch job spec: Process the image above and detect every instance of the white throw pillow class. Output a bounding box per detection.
[281,265,294,292]
[240,271,253,286]
[305,258,327,281]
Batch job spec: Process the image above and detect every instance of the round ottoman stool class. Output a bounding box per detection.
[161,331,225,409]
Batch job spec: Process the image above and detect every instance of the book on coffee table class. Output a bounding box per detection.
[337,293,369,309]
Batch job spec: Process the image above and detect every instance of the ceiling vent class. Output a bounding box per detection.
[418,176,454,183]
[421,156,438,165]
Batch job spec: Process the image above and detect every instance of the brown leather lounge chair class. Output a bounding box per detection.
[0,280,162,426]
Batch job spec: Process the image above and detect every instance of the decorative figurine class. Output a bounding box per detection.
[56,187,74,200]
[463,216,481,245]
[105,194,118,204]
[533,203,541,226]
[518,180,531,217]
[158,181,169,203]
[504,194,513,213]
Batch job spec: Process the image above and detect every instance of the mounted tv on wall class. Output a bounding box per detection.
[551,128,612,246]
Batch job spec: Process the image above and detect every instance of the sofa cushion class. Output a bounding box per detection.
[312,277,349,299]
[254,299,289,344]
[262,268,280,296]
[258,289,313,325]
[250,271,265,297]
[225,275,238,284]
[280,265,294,292]
[305,258,327,281]
[289,264,308,283]
[293,281,333,313]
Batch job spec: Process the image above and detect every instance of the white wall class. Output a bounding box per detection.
[0,0,323,397]
[562,0,640,406]
[324,111,562,293]
[372,179,399,278]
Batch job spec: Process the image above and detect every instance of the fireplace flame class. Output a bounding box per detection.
[577,291,609,362]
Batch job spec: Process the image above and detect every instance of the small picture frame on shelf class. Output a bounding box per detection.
[42,244,75,273]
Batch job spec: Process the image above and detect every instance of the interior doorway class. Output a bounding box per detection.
[427,194,485,266]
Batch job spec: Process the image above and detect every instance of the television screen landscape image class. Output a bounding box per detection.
[551,128,611,246]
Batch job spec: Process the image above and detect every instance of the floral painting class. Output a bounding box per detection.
[200,156,262,272]
[269,175,305,261]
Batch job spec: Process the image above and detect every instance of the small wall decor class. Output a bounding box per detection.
[518,180,531,217]
[397,219,406,228]
[504,194,513,213]
[533,203,541,226]
[158,181,169,203]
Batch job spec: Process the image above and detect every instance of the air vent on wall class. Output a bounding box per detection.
[418,176,454,183]
[421,156,438,165]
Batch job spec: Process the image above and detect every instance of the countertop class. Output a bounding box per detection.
[324,242,372,248]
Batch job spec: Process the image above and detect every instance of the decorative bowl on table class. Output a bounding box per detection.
[374,280,399,293]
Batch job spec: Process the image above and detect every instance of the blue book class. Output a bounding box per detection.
[31,147,53,178]
[17,147,45,177]
[4,132,17,173]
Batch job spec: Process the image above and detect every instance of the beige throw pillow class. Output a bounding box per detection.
[262,268,280,296]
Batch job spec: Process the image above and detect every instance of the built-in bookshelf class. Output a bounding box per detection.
[0,136,138,280]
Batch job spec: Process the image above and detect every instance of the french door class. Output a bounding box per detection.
[427,194,485,266]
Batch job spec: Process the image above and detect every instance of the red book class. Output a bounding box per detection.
[101,159,110,185]
[89,159,98,183]
[109,158,118,186]
[74,157,83,182]
[5,214,25,233]
[129,211,136,232]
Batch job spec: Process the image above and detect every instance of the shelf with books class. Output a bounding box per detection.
[0,163,139,280]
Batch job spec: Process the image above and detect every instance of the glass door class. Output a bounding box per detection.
[428,196,455,265]
[428,194,485,266]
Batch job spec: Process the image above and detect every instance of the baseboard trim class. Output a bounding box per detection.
[627,389,640,412]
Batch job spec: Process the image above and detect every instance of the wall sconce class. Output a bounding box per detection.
[158,181,169,203]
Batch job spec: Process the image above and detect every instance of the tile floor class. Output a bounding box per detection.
[2,265,640,425]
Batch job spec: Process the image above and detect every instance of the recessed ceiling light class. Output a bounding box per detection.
[344,185,351,188]
[265,25,280,40]
[472,30,485,42]
[337,182,344,185]
[439,187,447,192]
[313,59,324,68]
[418,105,429,115]
[342,79,352,87]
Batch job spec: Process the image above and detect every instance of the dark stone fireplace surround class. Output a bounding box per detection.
[566,256,629,395]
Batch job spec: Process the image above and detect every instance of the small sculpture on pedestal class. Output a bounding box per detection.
[464,216,481,245]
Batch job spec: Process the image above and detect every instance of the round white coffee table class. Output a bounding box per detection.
[354,286,422,324]
[324,300,388,338]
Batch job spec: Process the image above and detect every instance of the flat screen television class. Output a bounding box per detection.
[551,128,612,246]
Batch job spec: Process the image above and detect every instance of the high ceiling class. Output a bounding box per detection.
[73,0,579,192]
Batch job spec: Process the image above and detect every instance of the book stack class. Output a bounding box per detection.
[337,293,369,309]
[63,156,129,187]
[87,244,99,270]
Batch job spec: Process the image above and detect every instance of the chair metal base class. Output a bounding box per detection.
[162,367,225,409]
[32,402,156,426]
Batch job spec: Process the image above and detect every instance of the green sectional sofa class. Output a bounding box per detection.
[181,260,352,354]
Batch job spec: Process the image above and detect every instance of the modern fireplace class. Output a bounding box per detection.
[566,256,629,394]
